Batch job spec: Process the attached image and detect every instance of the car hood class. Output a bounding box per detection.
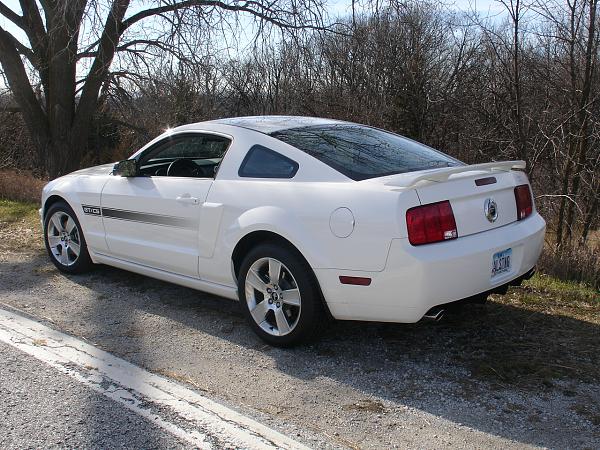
[68,162,116,177]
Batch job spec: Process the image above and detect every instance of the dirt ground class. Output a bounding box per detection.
[1,202,599,449]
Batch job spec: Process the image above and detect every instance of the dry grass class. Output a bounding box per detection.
[0,199,43,253]
[0,169,46,203]
[539,241,600,289]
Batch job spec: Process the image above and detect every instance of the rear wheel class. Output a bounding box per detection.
[238,243,324,347]
[44,201,93,274]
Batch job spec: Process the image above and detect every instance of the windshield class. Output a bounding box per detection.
[271,124,463,181]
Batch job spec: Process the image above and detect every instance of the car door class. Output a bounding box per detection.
[101,132,231,278]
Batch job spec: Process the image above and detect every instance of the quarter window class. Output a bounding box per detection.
[238,145,299,179]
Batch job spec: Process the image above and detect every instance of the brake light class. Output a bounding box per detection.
[406,200,458,246]
[514,184,533,220]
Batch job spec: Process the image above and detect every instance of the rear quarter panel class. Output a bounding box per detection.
[202,180,420,286]
[201,125,421,286]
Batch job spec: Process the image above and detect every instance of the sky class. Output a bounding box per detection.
[0,0,508,91]
[0,0,507,44]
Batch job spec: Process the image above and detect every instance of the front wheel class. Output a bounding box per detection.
[44,201,93,274]
[238,243,324,347]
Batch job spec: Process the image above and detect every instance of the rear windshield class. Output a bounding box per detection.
[271,124,463,181]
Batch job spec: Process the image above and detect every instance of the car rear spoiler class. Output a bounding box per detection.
[383,160,526,188]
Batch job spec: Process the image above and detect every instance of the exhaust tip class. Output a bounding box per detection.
[423,307,445,321]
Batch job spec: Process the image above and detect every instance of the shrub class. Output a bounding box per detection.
[539,242,600,290]
[0,170,46,204]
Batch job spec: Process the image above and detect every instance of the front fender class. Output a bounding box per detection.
[41,176,79,217]
[41,173,111,255]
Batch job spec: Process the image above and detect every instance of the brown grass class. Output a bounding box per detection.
[539,241,600,290]
[0,169,46,204]
[0,199,43,253]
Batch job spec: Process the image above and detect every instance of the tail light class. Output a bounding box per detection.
[514,184,533,220]
[406,200,458,246]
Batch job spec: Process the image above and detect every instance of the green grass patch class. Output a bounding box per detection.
[0,199,39,224]
[523,273,599,304]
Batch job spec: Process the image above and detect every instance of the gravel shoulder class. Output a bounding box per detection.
[1,248,599,449]
[1,202,599,449]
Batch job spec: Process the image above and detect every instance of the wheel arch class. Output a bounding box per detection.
[43,194,70,219]
[231,229,333,319]
[231,230,305,280]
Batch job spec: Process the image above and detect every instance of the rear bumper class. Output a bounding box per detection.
[316,213,546,322]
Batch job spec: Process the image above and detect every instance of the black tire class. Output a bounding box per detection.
[237,242,324,347]
[43,201,93,274]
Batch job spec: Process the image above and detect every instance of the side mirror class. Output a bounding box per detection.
[113,159,138,177]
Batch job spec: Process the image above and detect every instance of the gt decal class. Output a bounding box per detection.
[82,204,101,216]
[101,207,196,229]
[82,204,194,228]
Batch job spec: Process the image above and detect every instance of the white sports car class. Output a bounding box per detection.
[41,116,546,346]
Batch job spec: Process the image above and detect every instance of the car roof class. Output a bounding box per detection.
[205,115,348,134]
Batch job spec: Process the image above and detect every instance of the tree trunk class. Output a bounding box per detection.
[44,133,86,179]
[580,190,598,244]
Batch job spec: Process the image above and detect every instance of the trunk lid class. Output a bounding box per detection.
[415,171,520,237]
[373,161,528,238]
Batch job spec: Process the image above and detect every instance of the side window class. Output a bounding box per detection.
[138,134,231,178]
[238,145,299,179]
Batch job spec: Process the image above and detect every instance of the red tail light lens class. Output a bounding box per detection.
[514,184,533,220]
[406,200,458,246]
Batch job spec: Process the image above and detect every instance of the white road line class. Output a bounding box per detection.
[0,307,310,450]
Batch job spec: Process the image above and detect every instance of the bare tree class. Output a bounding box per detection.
[0,0,330,177]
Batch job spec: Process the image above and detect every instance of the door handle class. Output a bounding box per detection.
[176,195,199,205]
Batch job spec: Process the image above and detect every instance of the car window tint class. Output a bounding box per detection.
[156,136,228,159]
[271,125,462,181]
[138,134,230,177]
[238,145,299,178]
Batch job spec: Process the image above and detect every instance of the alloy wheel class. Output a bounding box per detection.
[46,211,81,267]
[244,257,302,336]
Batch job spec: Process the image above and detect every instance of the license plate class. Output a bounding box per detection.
[491,248,512,278]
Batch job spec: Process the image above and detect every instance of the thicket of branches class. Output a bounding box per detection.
[1,0,599,282]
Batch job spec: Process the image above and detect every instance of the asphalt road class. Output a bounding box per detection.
[0,341,192,449]
[1,250,599,449]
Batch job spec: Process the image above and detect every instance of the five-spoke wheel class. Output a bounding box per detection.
[245,257,302,336]
[46,211,81,267]
[238,243,324,346]
[44,201,93,274]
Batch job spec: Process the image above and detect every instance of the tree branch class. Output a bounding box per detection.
[121,0,327,33]
[18,0,49,93]
[0,105,21,113]
[3,29,35,62]
[0,1,25,29]
[73,0,130,136]
[77,38,180,60]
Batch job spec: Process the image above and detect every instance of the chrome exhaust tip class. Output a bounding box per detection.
[423,307,445,321]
